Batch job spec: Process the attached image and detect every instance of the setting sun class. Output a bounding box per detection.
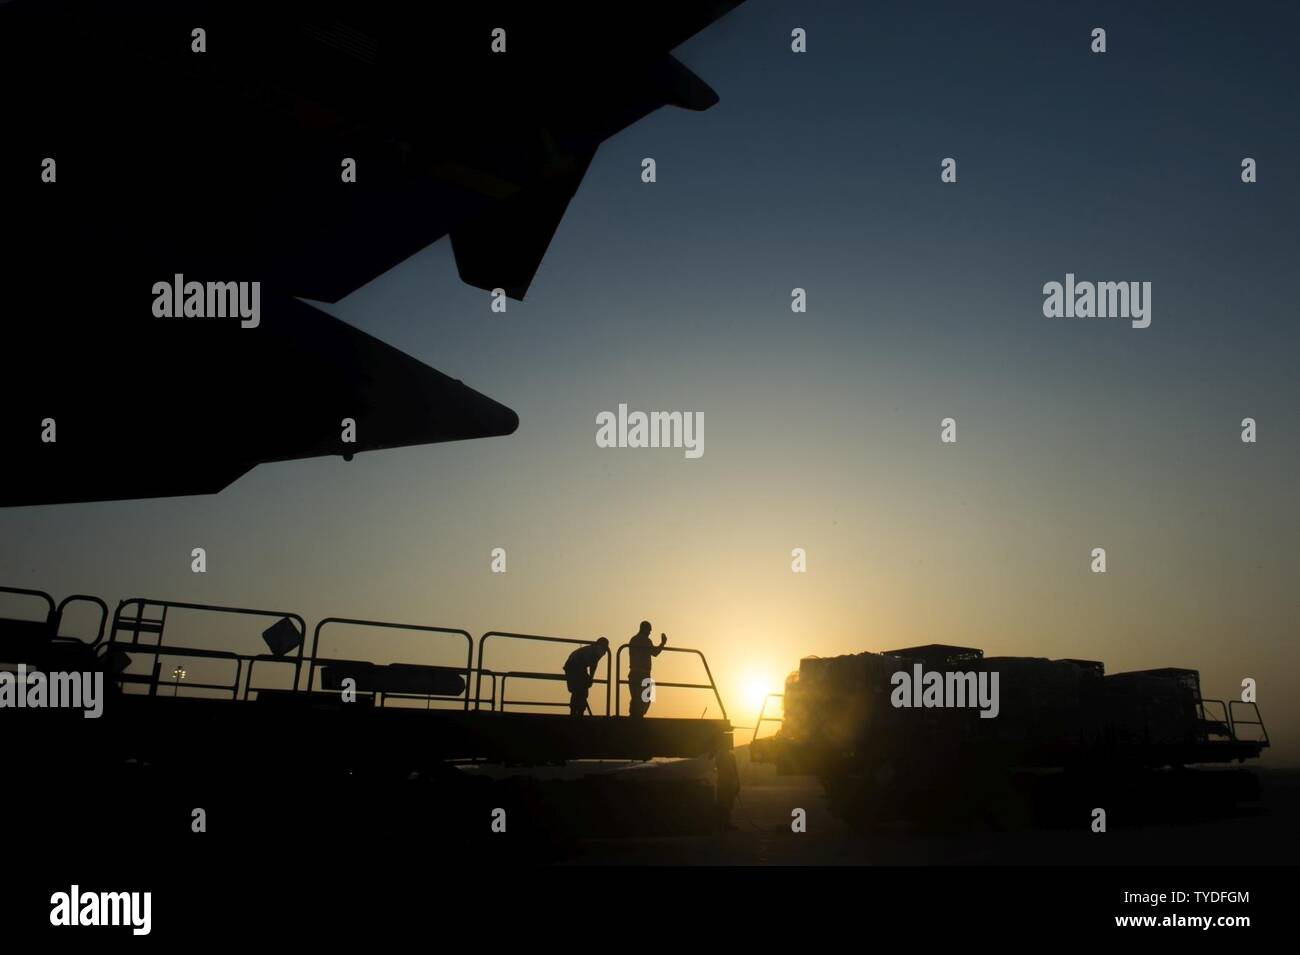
[743,677,770,715]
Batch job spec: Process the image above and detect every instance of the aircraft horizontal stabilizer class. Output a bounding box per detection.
[654,55,720,112]
[450,148,597,300]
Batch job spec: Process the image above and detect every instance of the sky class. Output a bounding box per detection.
[2,0,1297,759]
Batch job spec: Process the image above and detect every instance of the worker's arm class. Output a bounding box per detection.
[652,633,667,656]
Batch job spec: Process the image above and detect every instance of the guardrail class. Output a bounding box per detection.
[497,670,611,714]
[0,585,55,621]
[0,586,58,659]
[56,594,109,646]
[476,631,612,715]
[1228,700,1269,746]
[108,598,308,700]
[6,583,735,725]
[306,617,475,710]
[613,643,727,720]
[476,669,499,712]
[751,692,783,745]
[116,645,245,699]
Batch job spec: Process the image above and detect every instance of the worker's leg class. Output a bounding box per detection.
[565,671,580,716]
[569,685,588,717]
[629,670,650,718]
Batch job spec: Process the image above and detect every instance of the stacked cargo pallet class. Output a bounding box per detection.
[776,645,1209,765]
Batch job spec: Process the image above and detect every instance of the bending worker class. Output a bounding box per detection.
[563,637,609,717]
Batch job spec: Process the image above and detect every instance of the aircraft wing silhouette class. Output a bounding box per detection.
[0,1,745,506]
[2,0,745,302]
[1,291,521,507]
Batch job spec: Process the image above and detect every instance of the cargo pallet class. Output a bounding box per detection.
[752,643,1268,777]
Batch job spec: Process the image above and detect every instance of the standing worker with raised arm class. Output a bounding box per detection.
[627,621,667,718]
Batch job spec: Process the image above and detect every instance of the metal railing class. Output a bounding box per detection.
[108,598,308,700]
[56,594,109,646]
[613,643,726,720]
[1196,698,1235,741]
[306,616,475,710]
[5,583,734,726]
[751,692,783,745]
[115,645,245,699]
[476,631,611,715]
[1228,700,1269,745]
[0,585,55,622]
[497,670,610,714]
[1,586,114,668]
[475,669,499,712]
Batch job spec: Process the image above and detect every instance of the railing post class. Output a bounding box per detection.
[614,644,625,716]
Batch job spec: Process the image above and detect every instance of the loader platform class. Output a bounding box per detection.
[0,586,734,775]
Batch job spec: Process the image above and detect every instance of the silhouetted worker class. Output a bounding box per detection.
[627,621,667,718]
[563,637,608,717]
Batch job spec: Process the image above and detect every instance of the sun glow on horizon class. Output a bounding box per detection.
[742,676,770,716]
